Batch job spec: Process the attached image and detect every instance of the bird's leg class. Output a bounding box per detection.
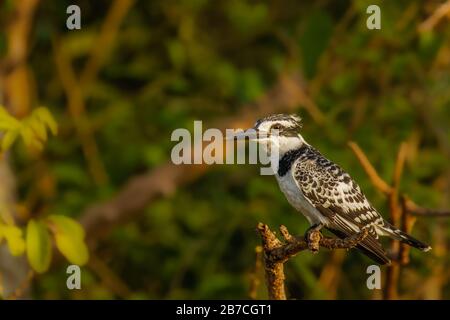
[305,223,324,253]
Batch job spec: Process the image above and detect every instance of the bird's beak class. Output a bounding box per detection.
[226,128,260,141]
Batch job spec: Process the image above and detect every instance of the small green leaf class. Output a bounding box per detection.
[47,215,88,266]
[3,224,25,256]
[34,107,58,135]
[28,118,48,142]
[20,124,34,147]
[0,106,21,129]
[54,233,89,266]
[1,130,18,151]
[0,120,19,131]
[0,106,57,152]
[47,215,85,239]
[26,219,52,273]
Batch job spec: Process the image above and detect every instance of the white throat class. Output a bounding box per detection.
[259,134,306,159]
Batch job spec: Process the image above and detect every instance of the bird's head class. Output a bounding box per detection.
[232,114,306,157]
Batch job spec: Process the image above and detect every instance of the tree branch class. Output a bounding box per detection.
[347,142,393,195]
[256,223,368,300]
[347,141,450,299]
[418,0,450,33]
[403,196,450,217]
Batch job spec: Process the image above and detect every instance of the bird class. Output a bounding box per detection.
[232,113,431,265]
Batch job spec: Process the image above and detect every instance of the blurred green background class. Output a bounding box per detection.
[0,0,449,299]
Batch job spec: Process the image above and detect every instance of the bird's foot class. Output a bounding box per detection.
[305,223,324,253]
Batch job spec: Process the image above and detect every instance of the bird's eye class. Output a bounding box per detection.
[272,124,281,130]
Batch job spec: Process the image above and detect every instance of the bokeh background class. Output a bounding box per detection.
[0,0,449,299]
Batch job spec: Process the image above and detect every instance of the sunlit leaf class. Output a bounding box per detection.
[26,219,52,273]
[19,125,34,147]
[34,107,58,135]
[54,233,89,266]
[2,224,26,256]
[1,130,18,151]
[47,215,88,266]
[28,118,48,142]
[0,106,21,130]
[47,215,85,239]
[0,120,19,131]
[0,222,5,243]
[0,106,57,152]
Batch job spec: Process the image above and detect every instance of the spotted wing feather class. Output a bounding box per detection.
[292,147,390,264]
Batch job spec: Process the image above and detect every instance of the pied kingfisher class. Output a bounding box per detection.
[234,114,431,264]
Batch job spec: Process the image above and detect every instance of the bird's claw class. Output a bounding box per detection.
[305,225,323,253]
[307,230,322,253]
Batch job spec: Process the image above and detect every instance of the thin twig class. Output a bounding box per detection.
[87,253,132,299]
[404,197,450,217]
[385,143,408,298]
[347,142,447,299]
[348,142,392,195]
[418,0,450,33]
[384,142,406,300]
[80,0,135,88]
[53,39,109,185]
[399,196,417,265]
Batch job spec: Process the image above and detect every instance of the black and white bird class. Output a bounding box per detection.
[234,114,431,264]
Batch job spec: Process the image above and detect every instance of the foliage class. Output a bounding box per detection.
[0,0,449,299]
[0,106,88,277]
[0,106,57,151]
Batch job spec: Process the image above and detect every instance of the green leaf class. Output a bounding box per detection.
[19,124,34,147]
[47,215,88,266]
[0,120,19,131]
[28,118,48,142]
[34,107,58,135]
[26,220,52,273]
[47,215,85,239]
[2,224,25,256]
[0,106,57,152]
[1,130,18,151]
[0,106,21,130]
[54,234,89,266]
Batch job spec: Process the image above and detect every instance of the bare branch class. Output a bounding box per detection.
[347,142,393,195]
[256,223,286,300]
[404,197,450,217]
[418,0,450,33]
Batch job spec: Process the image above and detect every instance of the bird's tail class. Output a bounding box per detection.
[381,222,431,252]
[328,228,391,265]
